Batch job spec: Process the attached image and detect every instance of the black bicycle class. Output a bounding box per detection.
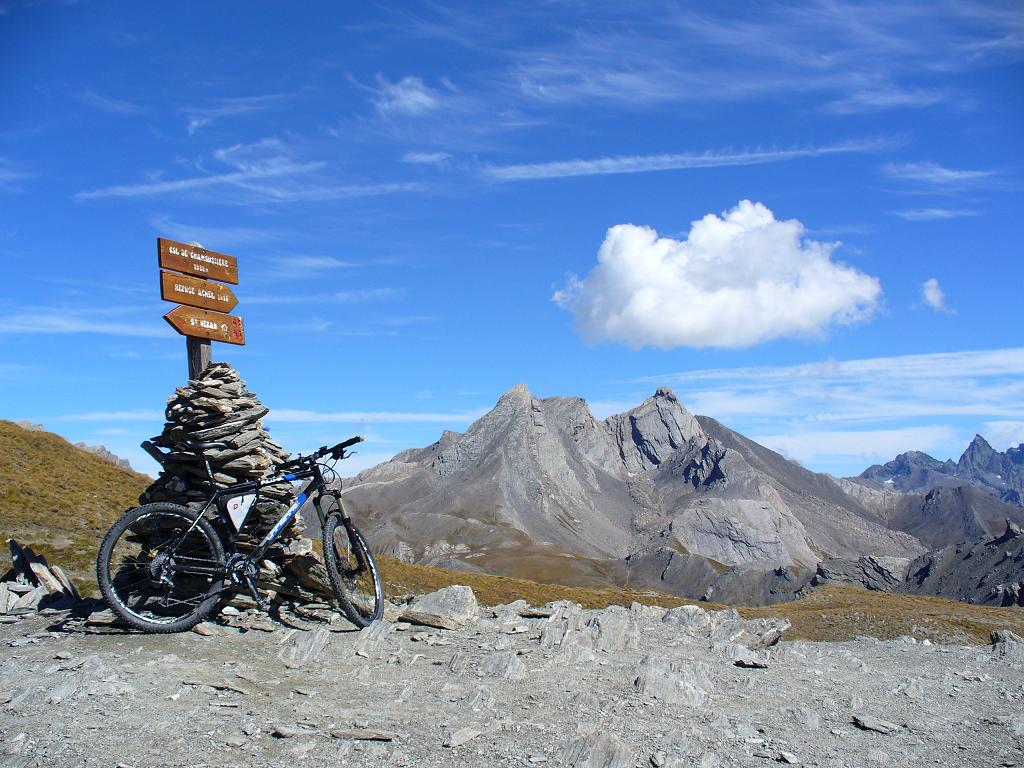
[96,436,383,633]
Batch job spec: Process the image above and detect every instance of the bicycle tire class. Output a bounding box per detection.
[322,513,383,628]
[97,503,226,634]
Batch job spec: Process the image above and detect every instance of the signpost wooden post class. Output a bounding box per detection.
[157,237,244,378]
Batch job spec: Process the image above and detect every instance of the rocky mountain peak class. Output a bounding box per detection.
[604,389,705,474]
[959,433,997,469]
[653,386,678,401]
[498,382,532,404]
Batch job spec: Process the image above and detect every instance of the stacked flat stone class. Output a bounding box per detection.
[140,364,328,596]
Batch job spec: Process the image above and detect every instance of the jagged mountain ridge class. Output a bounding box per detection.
[856,434,1024,506]
[340,385,933,602]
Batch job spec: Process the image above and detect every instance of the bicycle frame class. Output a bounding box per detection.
[176,457,352,579]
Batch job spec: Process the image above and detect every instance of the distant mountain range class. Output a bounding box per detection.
[855,434,1024,506]
[340,385,1024,606]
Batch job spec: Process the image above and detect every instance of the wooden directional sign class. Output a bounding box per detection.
[164,305,246,346]
[158,237,239,285]
[160,270,239,313]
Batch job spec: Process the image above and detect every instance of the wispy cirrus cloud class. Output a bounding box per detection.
[0,362,37,381]
[75,158,324,200]
[185,92,294,134]
[0,309,165,338]
[372,75,442,116]
[52,409,165,422]
[751,425,960,468]
[75,88,145,115]
[78,137,423,203]
[629,347,1024,472]
[486,138,890,181]
[403,151,452,164]
[823,86,945,114]
[267,408,487,424]
[0,158,31,191]
[892,208,978,221]
[149,215,281,248]
[883,161,998,190]
[246,288,404,305]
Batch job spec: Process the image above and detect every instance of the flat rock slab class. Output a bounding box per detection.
[399,585,478,630]
[443,727,484,748]
[634,655,711,707]
[852,713,899,734]
[329,729,395,741]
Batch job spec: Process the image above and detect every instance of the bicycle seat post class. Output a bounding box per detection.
[201,452,215,484]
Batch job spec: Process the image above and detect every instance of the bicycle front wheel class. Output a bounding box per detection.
[97,503,226,633]
[322,514,383,627]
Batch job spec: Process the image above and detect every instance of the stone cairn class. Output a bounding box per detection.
[140,362,332,604]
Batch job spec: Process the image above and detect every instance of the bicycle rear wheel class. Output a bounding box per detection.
[322,513,383,627]
[97,503,226,633]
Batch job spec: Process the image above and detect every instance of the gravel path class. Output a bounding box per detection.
[1,596,1022,768]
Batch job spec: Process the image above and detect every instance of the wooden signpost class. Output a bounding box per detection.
[160,271,239,313]
[158,238,239,284]
[157,237,245,378]
[164,305,246,345]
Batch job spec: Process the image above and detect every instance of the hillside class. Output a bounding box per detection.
[0,419,150,587]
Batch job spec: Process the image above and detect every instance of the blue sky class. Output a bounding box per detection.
[1,1,1022,478]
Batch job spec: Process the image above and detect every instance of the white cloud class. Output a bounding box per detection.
[554,200,881,349]
[921,278,953,313]
[752,425,960,468]
[983,421,1024,450]
[893,208,977,221]
[374,76,440,115]
[486,139,889,181]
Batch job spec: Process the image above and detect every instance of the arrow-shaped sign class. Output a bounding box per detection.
[158,237,239,285]
[160,270,239,313]
[164,305,246,346]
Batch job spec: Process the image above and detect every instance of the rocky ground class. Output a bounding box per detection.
[1,588,1022,768]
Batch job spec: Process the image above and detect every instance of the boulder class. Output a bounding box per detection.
[400,586,479,630]
[634,655,712,707]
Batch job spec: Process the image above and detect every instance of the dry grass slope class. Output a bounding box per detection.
[0,420,150,587]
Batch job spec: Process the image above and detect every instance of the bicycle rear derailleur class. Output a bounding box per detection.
[224,553,268,609]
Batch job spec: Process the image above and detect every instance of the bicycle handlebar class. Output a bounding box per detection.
[275,435,364,472]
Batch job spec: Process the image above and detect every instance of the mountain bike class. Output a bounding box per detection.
[96,436,383,633]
